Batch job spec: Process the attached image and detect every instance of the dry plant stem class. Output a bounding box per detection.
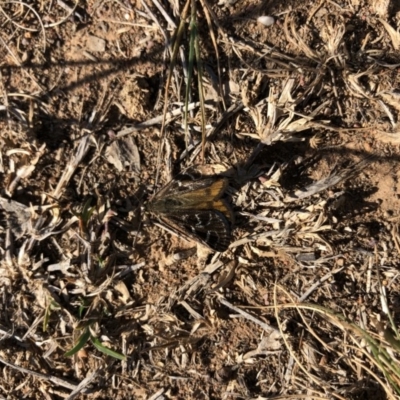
[180,300,204,320]
[56,0,83,25]
[0,324,27,343]
[229,229,283,248]
[22,315,42,340]
[150,0,176,29]
[224,36,298,71]
[0,0,80,29]
[1,1,399,397]
[184,0,196,148]
[0,0,46,51]
[142,0,183,106]
[275,286,400,398]
[0,357,81,391]
[65,370,100,400]
[285,157,373,202]
[342,341,395,397]
[25,215,47,252]
[7,144,46,196]
[148,388,166,400]
[273,285,347,400]
[346,346,398,400]
[0,72,11,132]
[198,0,226,110]
[52,134,91,199]
[379,18,400,50]
[284,13,318,60]
[171,273,209,304]
[209,260,238,292]
[141,0,169,34]
[97,17,154,29]
[170,259,227,305]
[284,355,295,387]
[298,266,344,302]
[113,262,145,279]
[155,0,191,185]
[0,35,44,91]
[5,228,13,266]
[189,101,244,163]
[192,2,206,162]
[375,250,400,354]
[306,0,326,24]
[218,296,280,335]
[116,101,201,137]
[391,223,400,263]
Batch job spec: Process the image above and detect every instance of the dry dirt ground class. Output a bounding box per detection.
[2,0,400,399]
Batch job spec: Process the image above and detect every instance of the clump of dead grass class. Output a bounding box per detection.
[2,0,400,399]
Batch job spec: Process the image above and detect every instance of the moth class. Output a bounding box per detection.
[145,174,234,252]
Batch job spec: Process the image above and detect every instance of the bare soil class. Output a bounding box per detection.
[1,0,400,399]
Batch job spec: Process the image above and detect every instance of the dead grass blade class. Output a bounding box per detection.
[0,357,78,391]
[0,0,47,51]
[192,0,206,161]
[184,0,197,149]
[284,156,373,202]
[156,0,191,183]
[219,295,280,335]
[379,18,400,50]
[273,284,400,399]
[198,0,225,110]
[284,13,319,61]
[52,134,91,198]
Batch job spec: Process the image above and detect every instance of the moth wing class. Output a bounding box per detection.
[181,179,227,201]
[151,177,228,201]
[161,209,231,252]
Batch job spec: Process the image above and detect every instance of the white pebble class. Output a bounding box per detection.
[257,16,275,27]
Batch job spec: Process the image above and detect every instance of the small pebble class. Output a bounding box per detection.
[86,35,106,52]
[257,16,275,27]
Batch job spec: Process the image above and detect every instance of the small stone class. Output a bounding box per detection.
[257,16,275,27]
[86,35,106,52]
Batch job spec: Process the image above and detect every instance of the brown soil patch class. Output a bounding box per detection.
[1,0,400,399]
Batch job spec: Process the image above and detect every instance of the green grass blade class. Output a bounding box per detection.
[91,336,126,361]
[64,327,91,357]
[43,299,60,332]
